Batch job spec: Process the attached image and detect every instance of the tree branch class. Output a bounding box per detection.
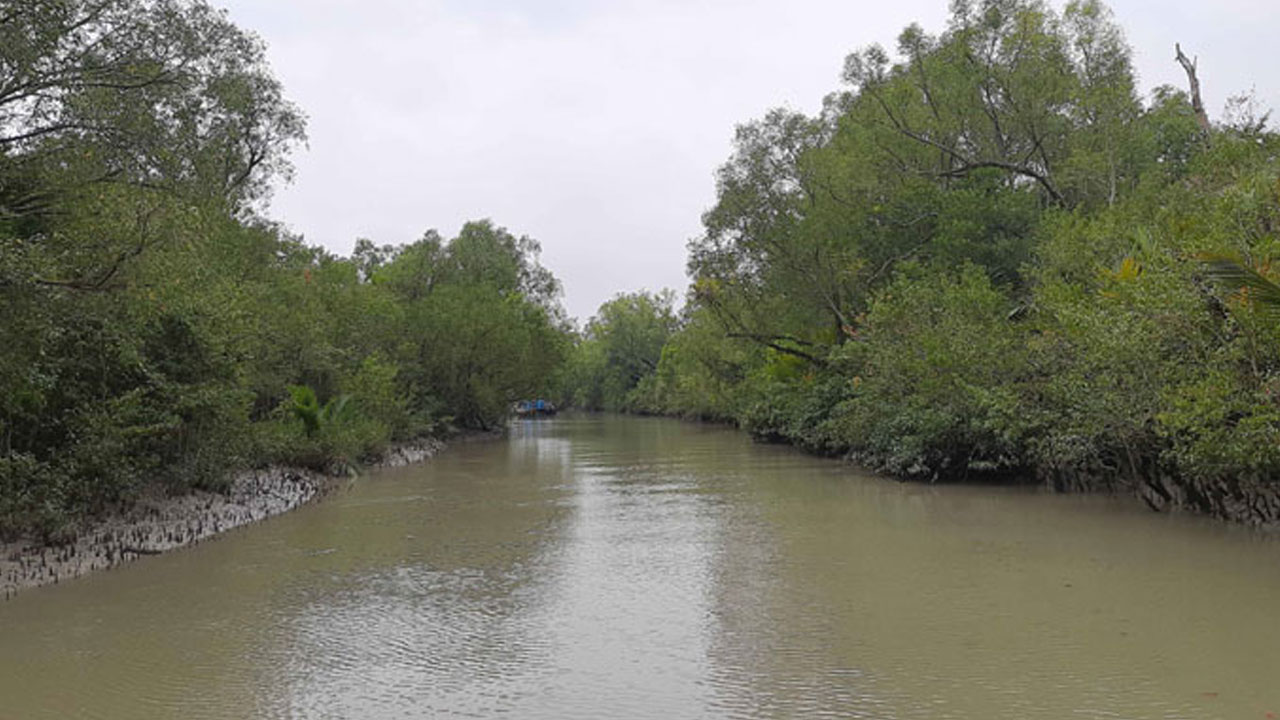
[939,160,1064,205]
[726,333,826,365]
[1175,43,1212,136]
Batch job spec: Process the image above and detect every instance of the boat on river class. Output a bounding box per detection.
[514,399,557,417]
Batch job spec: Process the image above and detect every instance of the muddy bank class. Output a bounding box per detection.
[1134,472,1280,528]
[1,438,445,598]
[629,409,1280,528]
[739,415,1280,529]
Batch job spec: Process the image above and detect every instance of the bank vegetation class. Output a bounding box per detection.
[562,0,1280,524]
[0,0,569,542]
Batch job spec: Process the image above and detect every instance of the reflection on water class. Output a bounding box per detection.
[1,414,1278,719]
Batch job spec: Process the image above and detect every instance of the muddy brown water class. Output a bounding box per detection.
[1,414,1278,719]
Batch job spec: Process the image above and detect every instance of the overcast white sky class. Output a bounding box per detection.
[216,0,1279,321]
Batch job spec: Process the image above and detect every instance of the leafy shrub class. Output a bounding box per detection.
[825,263,1032,479]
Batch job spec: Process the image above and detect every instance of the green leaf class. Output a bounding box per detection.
[1199,253,1280,313]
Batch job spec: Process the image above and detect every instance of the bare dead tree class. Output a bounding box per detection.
[1175,43,1212,136]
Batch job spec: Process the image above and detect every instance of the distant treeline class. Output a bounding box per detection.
[562,0,1280,522]
[0,0,568,539]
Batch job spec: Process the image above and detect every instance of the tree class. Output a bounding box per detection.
[373,222,570,429]
[1,0,304,212]
[1,0,305,295]
[565,291,679,410]
[840,0,1143,209]
[688,108,853,363]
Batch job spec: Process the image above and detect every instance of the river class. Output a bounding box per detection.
[1,414,1278,719]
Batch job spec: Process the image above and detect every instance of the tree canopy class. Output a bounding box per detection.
[568,0,1280,523]
[0,1,569,539]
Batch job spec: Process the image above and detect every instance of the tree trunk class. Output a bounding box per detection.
[1175,43,1212,136]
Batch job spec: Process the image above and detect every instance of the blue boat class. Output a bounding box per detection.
[514,399,557,417]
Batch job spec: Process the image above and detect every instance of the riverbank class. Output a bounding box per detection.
[624,408,1280,530]
[1128,471,1280,528]
[841,436,1280,528]
[1,437,446,599]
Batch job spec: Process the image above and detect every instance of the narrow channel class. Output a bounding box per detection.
[2,415,1277,719]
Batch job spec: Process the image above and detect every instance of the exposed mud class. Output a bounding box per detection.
[1,438,445,598]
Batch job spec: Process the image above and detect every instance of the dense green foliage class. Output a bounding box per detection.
[558,290,678,411]
[0,0,567,539]
[569,0,1280,516]
[5,0,1279,540]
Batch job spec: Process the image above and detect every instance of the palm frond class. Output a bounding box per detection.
[321,394,352,425]
[1199,253,1280,313]
[287,384,322,437]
